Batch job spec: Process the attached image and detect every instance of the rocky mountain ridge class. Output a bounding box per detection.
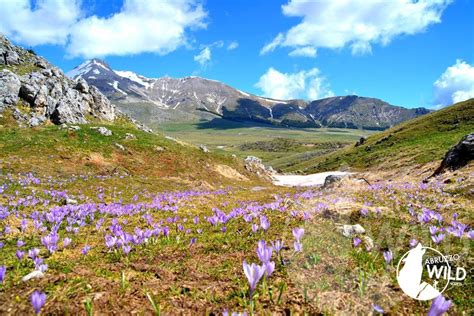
[68,59,430,130]
[0,35,115,126]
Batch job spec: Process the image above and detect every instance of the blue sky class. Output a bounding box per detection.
[1,0,473,108]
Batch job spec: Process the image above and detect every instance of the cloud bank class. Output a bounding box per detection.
[0,0,208,58]
[261,0,451,56]
[434,60,474,107]
[255,67,334,100]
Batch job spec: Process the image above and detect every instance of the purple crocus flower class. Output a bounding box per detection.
[17,240,25,247]
[37,264,48,272]
[409,239,418,247]
[427,295,452,316]
[353,237,362,247]
[31,290,46,314]
[189,237,197,246]
[62,238,72,248]
[260,216,270,231]
[256,240,273,263]
[105,235,117,248]
[242,261,265,295]
[360,208,369,217]
[122,245,131,255]
[28,248,40,259]
[429,226,438,235]
[372,304,384,314]
[16,250,25,260]
[81,245,91,255]
[0,266,6,283]
[432,234,445,244]
[467,230,474,239]
[251,223,258,233]
[292,228,304,242]
[294,241,302,252]
[383,250,393,263]
[271,240,284,255]
[263,261,275,278]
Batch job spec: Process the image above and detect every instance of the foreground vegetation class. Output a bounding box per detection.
[0,113,472,314]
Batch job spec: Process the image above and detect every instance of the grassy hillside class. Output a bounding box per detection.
[0,110,259,189]
[287,99,474,173]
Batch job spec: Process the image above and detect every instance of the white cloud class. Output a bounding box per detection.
[255,67,334,100]
[288,46,317,58]
[227,41,239,50]
[0,0,82,46]
[194,47,211,66]
[67,0,207,58]
[264,0,451,56]
[0,0,207,57]
[434,59,474,107]
[260,33,284,55]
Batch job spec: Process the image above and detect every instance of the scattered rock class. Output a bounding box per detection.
[115,143,125,151]
[244,156,276,178]
[66,198,78,205]
[199,144,210,153]
[154,146,165,152]
[337,224,366,238]
[91,126,112,136]
[22,270,44,282]
[74,78,89,93]
[0,70,21,107]
[34,60,48,69]
[323,175,343,188]
[69,125,81,131]
[251,186,267,191]
[431,133,474,177]
[125,133,136,140]
[28,115,45,127]
[355,137,366,147]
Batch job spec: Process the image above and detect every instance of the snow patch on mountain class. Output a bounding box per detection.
[115,70,153,89]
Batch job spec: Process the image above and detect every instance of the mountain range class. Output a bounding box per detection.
[67,59,430,130]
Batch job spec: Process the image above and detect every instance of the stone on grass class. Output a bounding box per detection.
[22,270,44,282]
[338,224,366,238]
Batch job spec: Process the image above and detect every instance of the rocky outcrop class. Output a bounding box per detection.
[431,133,474,176]
[322,175,343,188]
[0,70,20,107]
[0,35,115,126]
[244,156,276,180]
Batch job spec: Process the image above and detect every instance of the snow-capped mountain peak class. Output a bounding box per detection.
[66,59,111,80]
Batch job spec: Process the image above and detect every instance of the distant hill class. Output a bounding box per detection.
[286,98,474,173]
[67,59,429,130]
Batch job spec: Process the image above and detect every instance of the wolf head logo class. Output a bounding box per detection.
[397,244,442,300]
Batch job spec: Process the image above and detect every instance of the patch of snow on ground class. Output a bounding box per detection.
[273,171,354,187]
